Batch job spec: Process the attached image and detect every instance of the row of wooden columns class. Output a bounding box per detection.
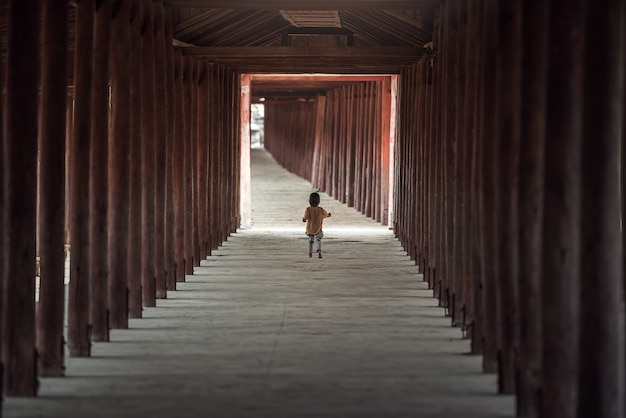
[0,0,241,401]
[264,80,393,225]
[394,0,624,417]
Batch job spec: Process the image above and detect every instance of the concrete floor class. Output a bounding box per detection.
[5,149,514,417]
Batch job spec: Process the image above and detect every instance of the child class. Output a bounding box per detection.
[302,192,331,258]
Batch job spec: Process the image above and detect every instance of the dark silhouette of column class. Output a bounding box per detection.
[90,0,112,342]
[3,0,40,396]
[541,0,585,416]
[68,0,95,358]
[109,0,132,328]
[141,0,157,307]
[37,0,68,377]
[127,0,143,319]
[578,0,625,416]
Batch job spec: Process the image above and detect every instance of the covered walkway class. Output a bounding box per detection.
[5,149,513,418]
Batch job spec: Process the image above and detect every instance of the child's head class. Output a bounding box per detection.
[309,192,320,206]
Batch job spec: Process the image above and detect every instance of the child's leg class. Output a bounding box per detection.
[315,233,323,254]
[308,235,314,256]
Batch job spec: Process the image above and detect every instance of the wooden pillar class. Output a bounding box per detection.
[90,0,112,342]
[37,0,68,377]
[478,0,499,373]
[192,60,201,266]
[206,63,215,252]
[452,1,467,327]
[197,63,210,250]
[127,0,143,318]
[517,0,548,414]
[372,81,379,221]
[0,24,3,403]
[193,61,208,258]
[153,1,167,299]
[469,0,484,356]
[380,77,391,226]
[173,50,186,282]
[441,2,455,315]
[578,0,625,416]
[141,0,157,307]
[3,0,39,396]
[68,0,95,358]
[495,0,522,395]
[164,10,177,291]
[183,56,194,275]
[541,0,585,415]
[109,0,131,328]
[462,0,478,347]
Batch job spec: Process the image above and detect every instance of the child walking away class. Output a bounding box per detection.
[302,192,331,258]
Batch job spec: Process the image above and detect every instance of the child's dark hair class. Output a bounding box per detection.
[309,192,320,206]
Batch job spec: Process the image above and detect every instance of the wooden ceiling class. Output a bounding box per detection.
[169,0,438,99]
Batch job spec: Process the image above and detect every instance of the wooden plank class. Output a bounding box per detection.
[37,0,68,377]
[182,46,421,58]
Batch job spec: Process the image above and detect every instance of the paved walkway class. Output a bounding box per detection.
[5,149,514,417]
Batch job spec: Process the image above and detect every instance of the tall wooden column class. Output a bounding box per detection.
[164,10,177,291]
[68,0,95,358]
[3,0,40,395]
[517,0,548,414]
[495,0,522,395]
[468,0,484,355]
[90,0,112,342]
[141,0,157,307]
[183,56,194,275]
[127,0,143,319]
[0,34,3,405]
[541,0,585,416]
[192,61,201,266]
[578,0,625,416]
[109,0,131,328]
[153,1,167,299]
[208,63,219,253]
[478,0,499,373]
[197,63,209,255]
[37,0,68,377]
[173,50,186,282]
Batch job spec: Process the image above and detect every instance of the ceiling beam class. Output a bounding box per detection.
[181,46,420,58]
[164,0,439,10]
